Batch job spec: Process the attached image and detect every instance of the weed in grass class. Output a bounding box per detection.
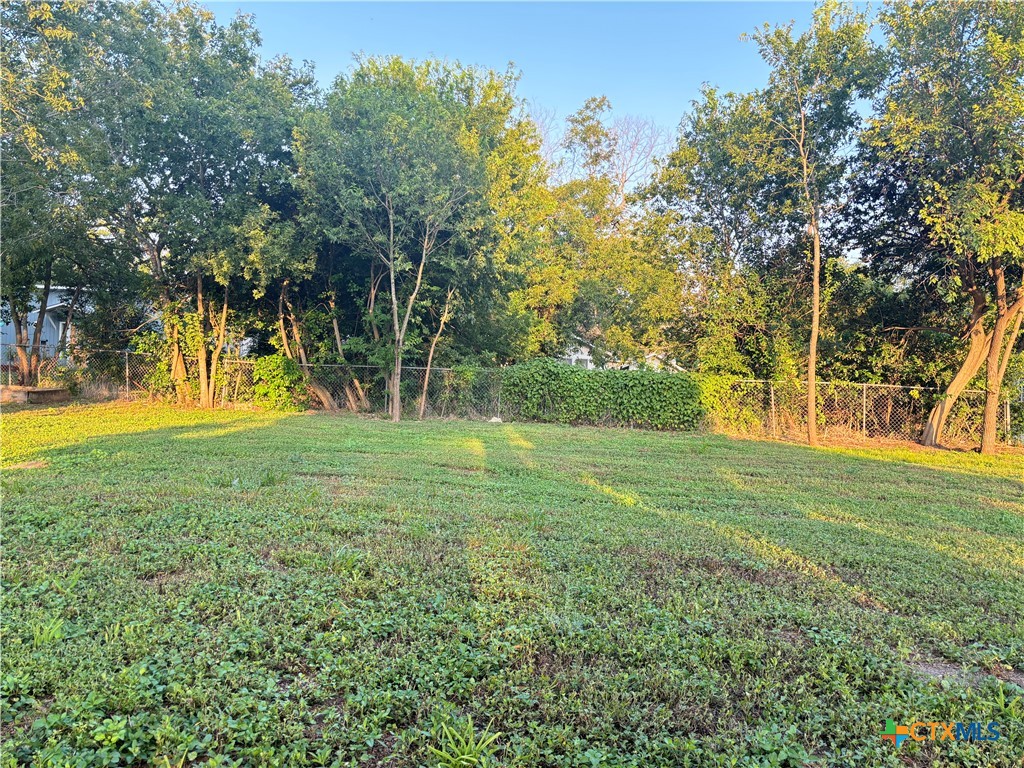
[429,717,501,768]
[30,617,65,647]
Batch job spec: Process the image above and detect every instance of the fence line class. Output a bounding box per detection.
[2,344,1019,446]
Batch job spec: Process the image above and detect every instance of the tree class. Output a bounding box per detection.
[517,98,680,365]
[863,0,1024,453]
[643,88,805,378]
[748,1,878,445]
[84,3,312,406]
[0,0,131,384]
[299,57,517,420]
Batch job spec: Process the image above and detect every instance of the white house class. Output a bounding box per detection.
[1,289,76,358]
[560,341,597,369]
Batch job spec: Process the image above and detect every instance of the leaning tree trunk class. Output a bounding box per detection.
[921,285,989,447]
[981,314,1010,455]
[921,319,990,447]
[328,294,369,410]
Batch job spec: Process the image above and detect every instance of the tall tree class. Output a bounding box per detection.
[862,0,1024,453]
[518,98,680,364]
[643,88,805,378]
[0,0,111,383]
[748,0,878,445]
[299,57,517,420]
[86,3,312,406]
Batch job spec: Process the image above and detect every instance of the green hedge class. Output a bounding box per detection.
[501,359,705,430]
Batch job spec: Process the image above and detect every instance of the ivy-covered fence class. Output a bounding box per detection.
[500,359,705,430]
[497,362,1017,444]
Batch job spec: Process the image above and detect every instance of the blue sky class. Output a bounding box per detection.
[207,2,818,135]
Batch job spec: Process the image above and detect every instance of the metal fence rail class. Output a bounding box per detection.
[2,344,1018,446]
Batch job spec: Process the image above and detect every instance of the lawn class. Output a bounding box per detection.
[1,403,1022,767]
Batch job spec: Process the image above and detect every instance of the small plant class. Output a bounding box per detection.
[258,468,290,488]
[31,617,65,647]
[428,717,501,768]
[252,354,307,411]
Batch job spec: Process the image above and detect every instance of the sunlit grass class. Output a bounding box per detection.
[2,402,1021,767]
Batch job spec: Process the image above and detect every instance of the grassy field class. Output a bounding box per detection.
[1,403,1022,767]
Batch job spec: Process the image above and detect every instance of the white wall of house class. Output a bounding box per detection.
[1,302,69,357]
[560,344,596,369]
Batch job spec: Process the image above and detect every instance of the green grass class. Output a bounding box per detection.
[2,402,1022,767]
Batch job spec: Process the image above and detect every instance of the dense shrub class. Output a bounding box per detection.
[252,354,306,411]
[501,359,705,430]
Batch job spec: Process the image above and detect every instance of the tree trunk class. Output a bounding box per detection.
[278,282,293,359]
[981,317,1009,455]
[921,322,990,446]
[328,294,369,410]
[168,321,188,404]
[368,263,383,341]
[921,284,991,446]
[390,351,402,421]
[287,307,308,367]
[980,275,1024,455]
[207,284,229,408]
[806,224,821,447]
[57,285,82,352]
[196,274,210,408]
[419,287,455,419]
[19,260,55,386]
[10,304,30,385]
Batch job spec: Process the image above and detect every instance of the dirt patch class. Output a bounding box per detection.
[260,547,289,572]
[777,628,808,647]
[6,459,49,470]
[139,569,197,594]
[297,472,375,499]
[363,733,398,767]
[910,659,976,683]
[305,694,346,740]
[991,665,1024,689]
[627,549,800,599]
[908,654,1024,689]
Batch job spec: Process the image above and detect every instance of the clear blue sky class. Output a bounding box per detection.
[207,2,818,135]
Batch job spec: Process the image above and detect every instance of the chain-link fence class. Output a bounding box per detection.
[3,344,1019,446]
[706,379,1012,446]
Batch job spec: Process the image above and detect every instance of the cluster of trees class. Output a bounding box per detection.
[2,0,1021,452]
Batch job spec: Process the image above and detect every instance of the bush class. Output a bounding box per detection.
[501,359,705,430]
[252,354,306,411]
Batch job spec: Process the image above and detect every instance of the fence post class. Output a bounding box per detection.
[861,384,867,437]
[769,382,777,438]
[1006,399,1012,445]
[124,350,130,399]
